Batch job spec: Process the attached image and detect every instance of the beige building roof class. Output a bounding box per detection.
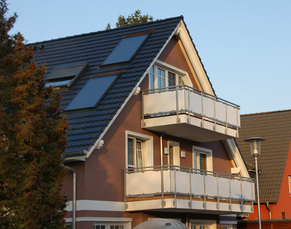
[236,110,291,203]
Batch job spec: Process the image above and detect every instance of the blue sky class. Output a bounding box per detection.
[7,0,291,114]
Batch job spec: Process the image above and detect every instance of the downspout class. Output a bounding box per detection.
[266,202,271,219]
[63,164,77,229]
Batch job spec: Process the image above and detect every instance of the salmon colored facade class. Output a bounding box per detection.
[62,20,254,229]
[246,143,291,220]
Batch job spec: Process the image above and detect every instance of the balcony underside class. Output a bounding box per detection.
[143,114,238,142]
[126,194,252,214]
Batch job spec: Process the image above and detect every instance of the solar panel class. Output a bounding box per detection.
[102,34,149,66]
[46,63,87,87]
[65,74,118,111]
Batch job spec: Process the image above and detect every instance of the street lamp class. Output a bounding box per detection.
[244,137,265,229]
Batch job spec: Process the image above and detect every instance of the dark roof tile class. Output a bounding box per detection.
[236,109,291,203]
[32,16,183,157]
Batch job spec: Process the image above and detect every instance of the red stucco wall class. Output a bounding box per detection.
[248,143,291,220]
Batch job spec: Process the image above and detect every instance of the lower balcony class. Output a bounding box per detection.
[124,166,255,214]
[142,86,240,142]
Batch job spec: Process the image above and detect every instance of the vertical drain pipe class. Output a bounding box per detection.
[266,202,271,219]
[63,164,77,229]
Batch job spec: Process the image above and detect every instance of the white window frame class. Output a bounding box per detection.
[192,146,213,171]
[94,222,130,229]
[125,131,153,169]
[149,60,193,90]
[220,224,233,229]
[167,140,180,166]
[190,219,216,229]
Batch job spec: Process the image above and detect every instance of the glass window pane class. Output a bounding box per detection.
[200,153,207,170]
[157,68,165,90]
[178,76,184,85]
[150,66,155,89]
[169,146,174,165]
[136,140,143,168]
[128,138,134,166]
[193,152,197,169]
[168,72,176,87]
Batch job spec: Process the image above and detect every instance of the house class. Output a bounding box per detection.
[236,110,291,229]
[31,16,255,229]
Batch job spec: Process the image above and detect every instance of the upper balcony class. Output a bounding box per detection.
[124,165,255,214]
[142,85,240,142]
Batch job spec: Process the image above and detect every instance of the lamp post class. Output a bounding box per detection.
[244,137,265,229]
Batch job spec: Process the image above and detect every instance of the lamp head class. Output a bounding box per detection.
[244,137,265,157]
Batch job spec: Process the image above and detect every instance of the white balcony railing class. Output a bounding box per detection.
[142,86,240,142]
[124,165,255,213]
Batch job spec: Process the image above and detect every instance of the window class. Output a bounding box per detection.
[220,225,233,229]
[45,63,87,89]
[102,33,149,66]
[149,61,192,90]
[128,137,144,168]
[191,226,208,229]
[150,66,180,90]
[193,146,213,171]
[126,131,153,169]
[94,223,125,229]
[65,74,118,111]
[65,224,72,229]
[167,140,180,167]
[190,220,216,229]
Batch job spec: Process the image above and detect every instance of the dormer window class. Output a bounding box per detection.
[45,63,88,89]
[149,60,191,90]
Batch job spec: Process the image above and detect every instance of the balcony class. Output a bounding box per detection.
[142,86,240,142]
[124,166,255,214]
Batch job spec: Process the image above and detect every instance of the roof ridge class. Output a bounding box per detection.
[241,109,291,117]
[29,16,184,45]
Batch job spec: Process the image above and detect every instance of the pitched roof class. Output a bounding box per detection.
[236,110,291,203]
[31,16,183,158]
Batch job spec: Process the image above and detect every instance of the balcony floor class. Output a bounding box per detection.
[143,114,238,142]
[126,194,253,214]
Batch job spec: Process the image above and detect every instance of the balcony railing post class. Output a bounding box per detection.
[216,173,219,210]
[124,169,127,210]
[174,167,177,208]
[240,178,243,212]
[161,165,164,208]
[213,99,216,131]
[203,172,206,209]
[176,86,179,123]
[229,176,232,211]
[187,88,190,123]
[189,167,192,209]
[201,93,204,127]
[142,91,145,128]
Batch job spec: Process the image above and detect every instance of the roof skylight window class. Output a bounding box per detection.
[64,74,118,111]
[102,33,149,66]
[45,63,88,88]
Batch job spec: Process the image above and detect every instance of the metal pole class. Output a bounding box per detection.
[63,165,77,229]
[255,156,262,229]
